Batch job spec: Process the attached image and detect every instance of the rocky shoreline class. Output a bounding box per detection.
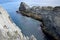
[0,6,37,40]
[17,2,60,40]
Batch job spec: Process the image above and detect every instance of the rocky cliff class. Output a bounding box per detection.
[0,6,37,40]
[18,2,60,40]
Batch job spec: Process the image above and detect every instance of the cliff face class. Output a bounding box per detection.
[0,6,37,40]
[18,2,60,40]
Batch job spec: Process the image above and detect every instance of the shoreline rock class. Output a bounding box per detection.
[0,6,37,40]
[18,2,60,40]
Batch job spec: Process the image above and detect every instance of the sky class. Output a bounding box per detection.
[20,0,60,6]
[0,0,60,6]
[0,0,20,4]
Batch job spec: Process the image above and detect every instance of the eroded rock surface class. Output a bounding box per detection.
[0,6,37,40]
[18,2,60,40]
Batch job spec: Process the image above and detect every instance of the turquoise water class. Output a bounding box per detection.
[1,0,60,40]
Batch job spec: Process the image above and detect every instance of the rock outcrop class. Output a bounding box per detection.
[0,6,37,40]
[18,2,60,40]
[19,2,30,12]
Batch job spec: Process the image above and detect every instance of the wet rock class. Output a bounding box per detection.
[18,2,60,40]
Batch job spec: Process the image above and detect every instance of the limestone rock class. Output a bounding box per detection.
[19,2,30,12]
[0,6,37,40]
[18,2,60,40]
[29,35,37,40]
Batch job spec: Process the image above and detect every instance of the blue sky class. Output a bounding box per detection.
[20,0,60,6]
[0,0,60,6]
[0,0,20,4]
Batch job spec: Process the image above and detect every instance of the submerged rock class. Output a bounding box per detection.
[18,2,60,40]
[0,6,37,40]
